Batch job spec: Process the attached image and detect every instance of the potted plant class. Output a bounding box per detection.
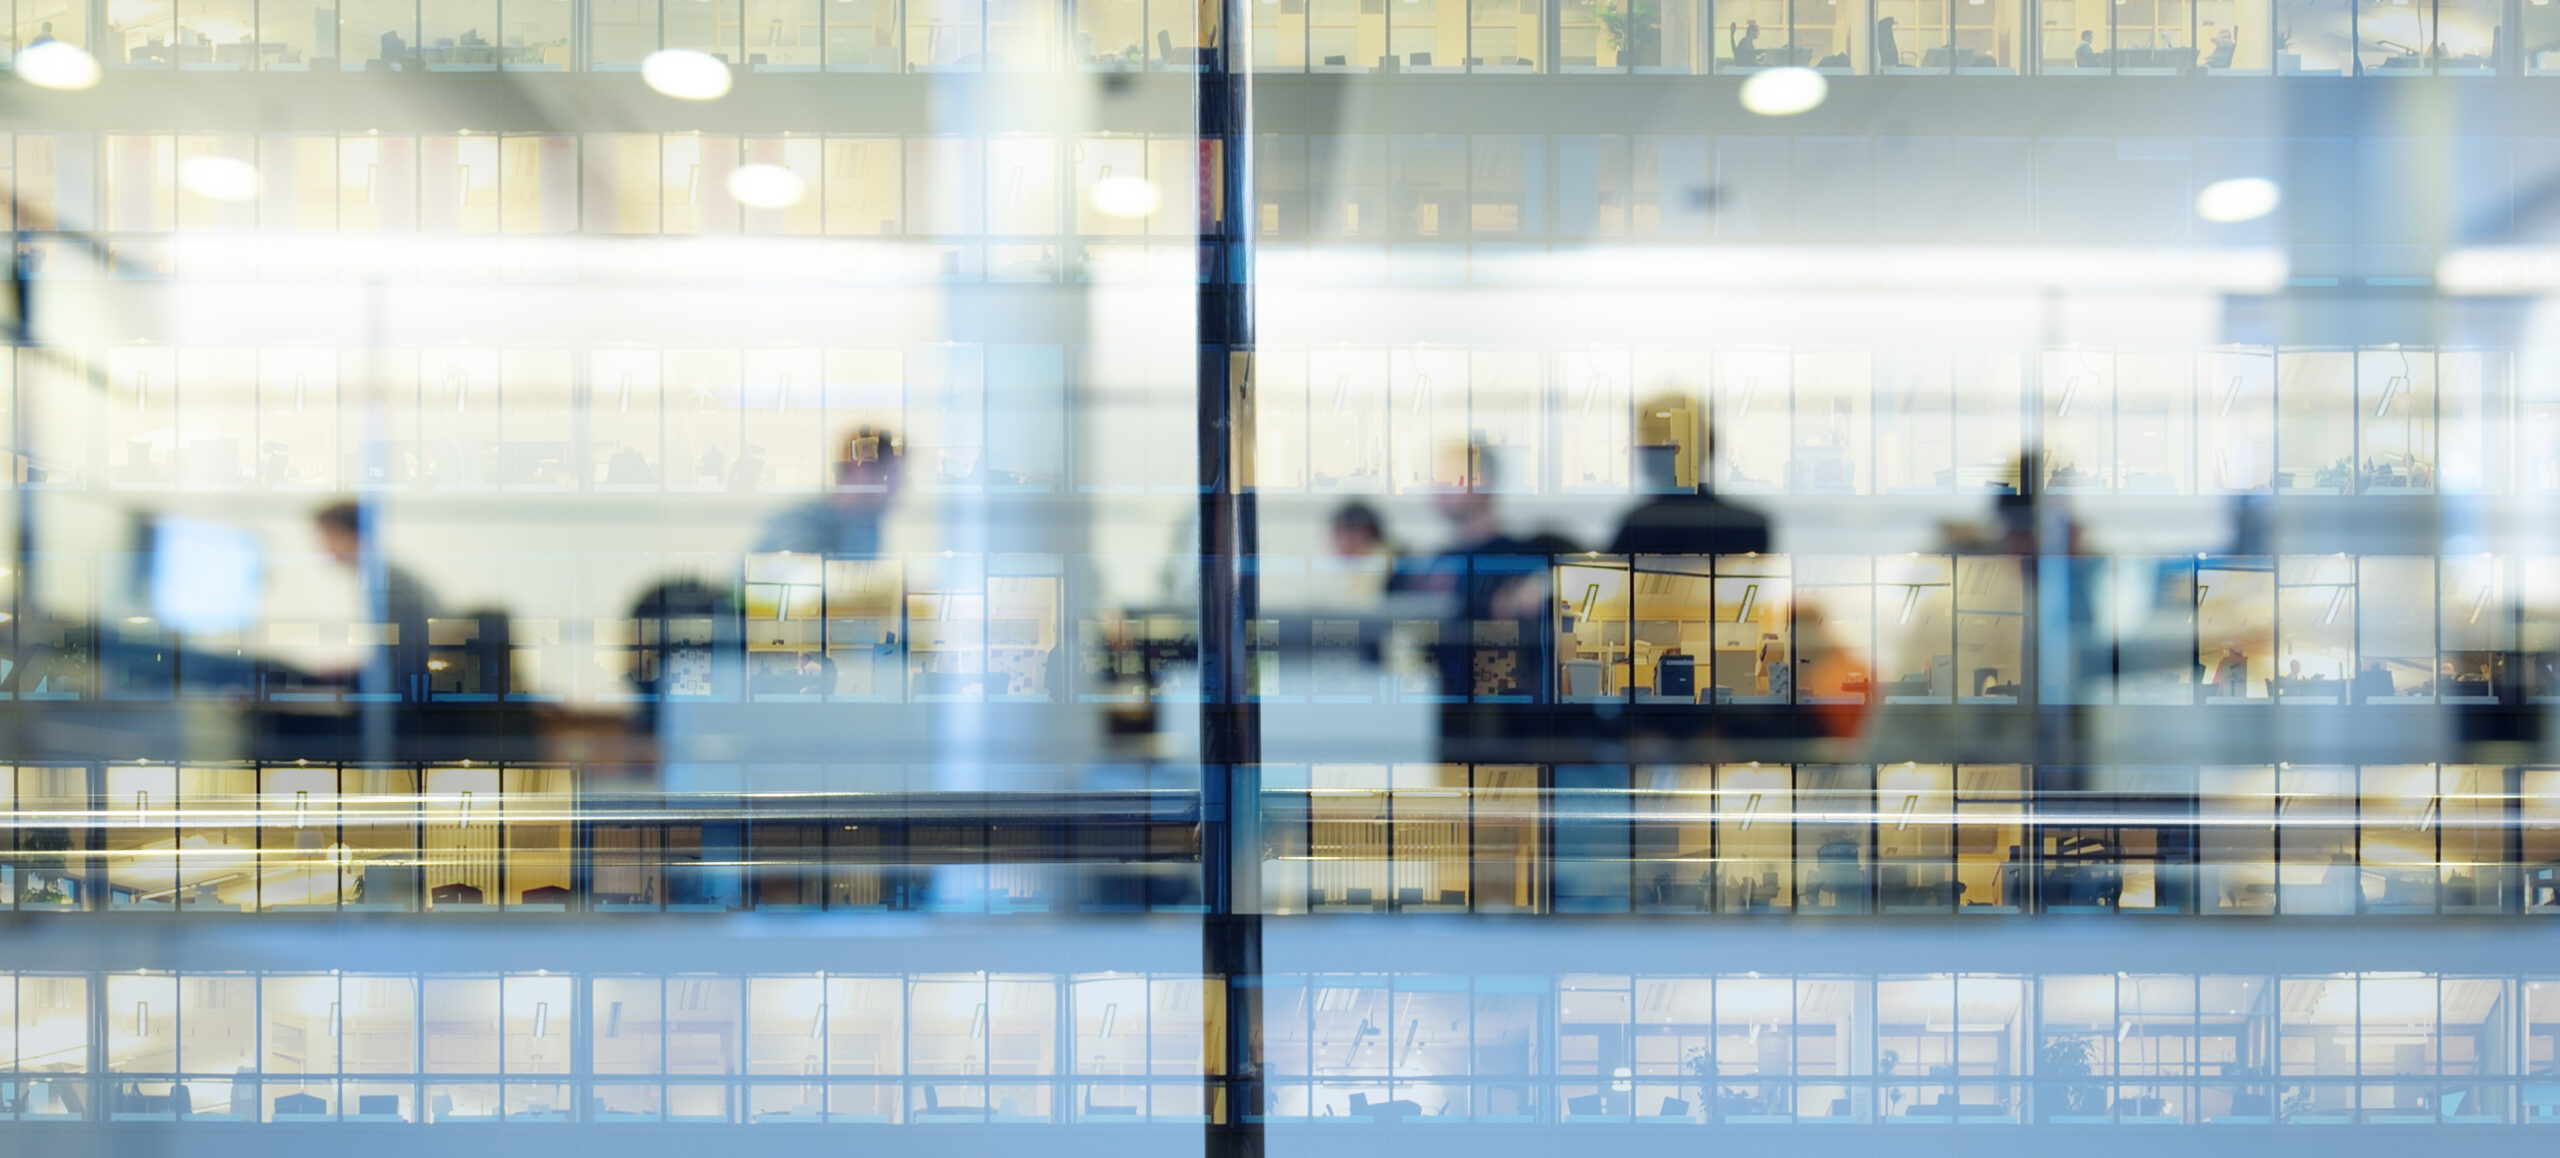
[19,826,72,905]
[1594,2,1662,68]
[2035,1036,2105,1120]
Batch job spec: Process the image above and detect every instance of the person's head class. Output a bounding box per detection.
[1746,20,1758,32]
[2081,30,2092,43]
[1330,501,1385,558]
[314,500,366,567]
[798,652,823,674]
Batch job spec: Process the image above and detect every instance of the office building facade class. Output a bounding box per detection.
[1,1,2558,1155]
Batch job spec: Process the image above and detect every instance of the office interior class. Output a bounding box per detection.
[5,0,2537,74]
[0,959,2551,1129]
[8,0,2560,1150]
[8,758,2560,918]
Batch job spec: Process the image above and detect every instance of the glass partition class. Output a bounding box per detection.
[2438,765,2509,913]
[1876,762,1954,911]
[2276,765,2356,914]
[1875,554,1952,702]
[2199,765,2275,913]
[2196,557,2270,700]
[2527,769,2560,911]
[2201,347,2275,491]
[2357,0,2498,72]
[1796,764,1871,914]
[2356,555,2434,702]
[2042,348,2113,491]
[1797,556,1874,703]
[1957,765,2030,912]
[2274,554,2354,702]
[1793,352,1870,493]
[2359,348,2434,492]
[1714,763,1793,912]
[2276,350,2353,491]
[2274,0,2352,73]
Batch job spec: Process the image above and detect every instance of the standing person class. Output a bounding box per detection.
[1874,17,1901,71]
[1608,428,1771,557]
[758,427,904,556]
[1327,500,1396,606]
[314,500,440,700]
[1395,446,1574,732]
[2211,644,2249,697]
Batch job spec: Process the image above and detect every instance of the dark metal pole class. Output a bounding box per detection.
[1195,4,1261,1156]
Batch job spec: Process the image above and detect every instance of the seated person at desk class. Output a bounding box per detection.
[1728,21,1761,67]
[2205,26,2237,69]
[2076,30,2102,68]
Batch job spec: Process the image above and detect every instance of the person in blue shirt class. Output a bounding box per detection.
[756,427,902,557]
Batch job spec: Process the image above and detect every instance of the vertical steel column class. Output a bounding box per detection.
[1195,2,1262,1155]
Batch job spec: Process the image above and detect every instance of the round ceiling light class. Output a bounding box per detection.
[2195,177,2282,224]
[1739,67,1827,117]
[16,41,101,91]
[727,163,807,209]
[179,156,261,202]
[641,49,733,100]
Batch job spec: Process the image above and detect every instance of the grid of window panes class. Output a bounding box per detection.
[2,966,2557,1126]
[6,761,2560,917]
[0,131,2525,258]
[2,545,2552,704]
[3,0,2544,75]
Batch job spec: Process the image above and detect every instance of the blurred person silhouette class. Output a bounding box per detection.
[624,578,748,909]
[2210,643,2249,697]
[1609,426,1771,556]
[758,428,903,556]
[1328,500,1396,605]
[2076,30,2101,68]
[1729,21,1761,67]
[2206,25,2237,69]
[1395,444,1577,738]
[314,499,440,700]
[1874,17,1900,69]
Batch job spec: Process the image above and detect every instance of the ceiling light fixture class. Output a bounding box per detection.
[642,49,733,100]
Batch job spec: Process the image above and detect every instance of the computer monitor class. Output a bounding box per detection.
[150,516,264,635]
